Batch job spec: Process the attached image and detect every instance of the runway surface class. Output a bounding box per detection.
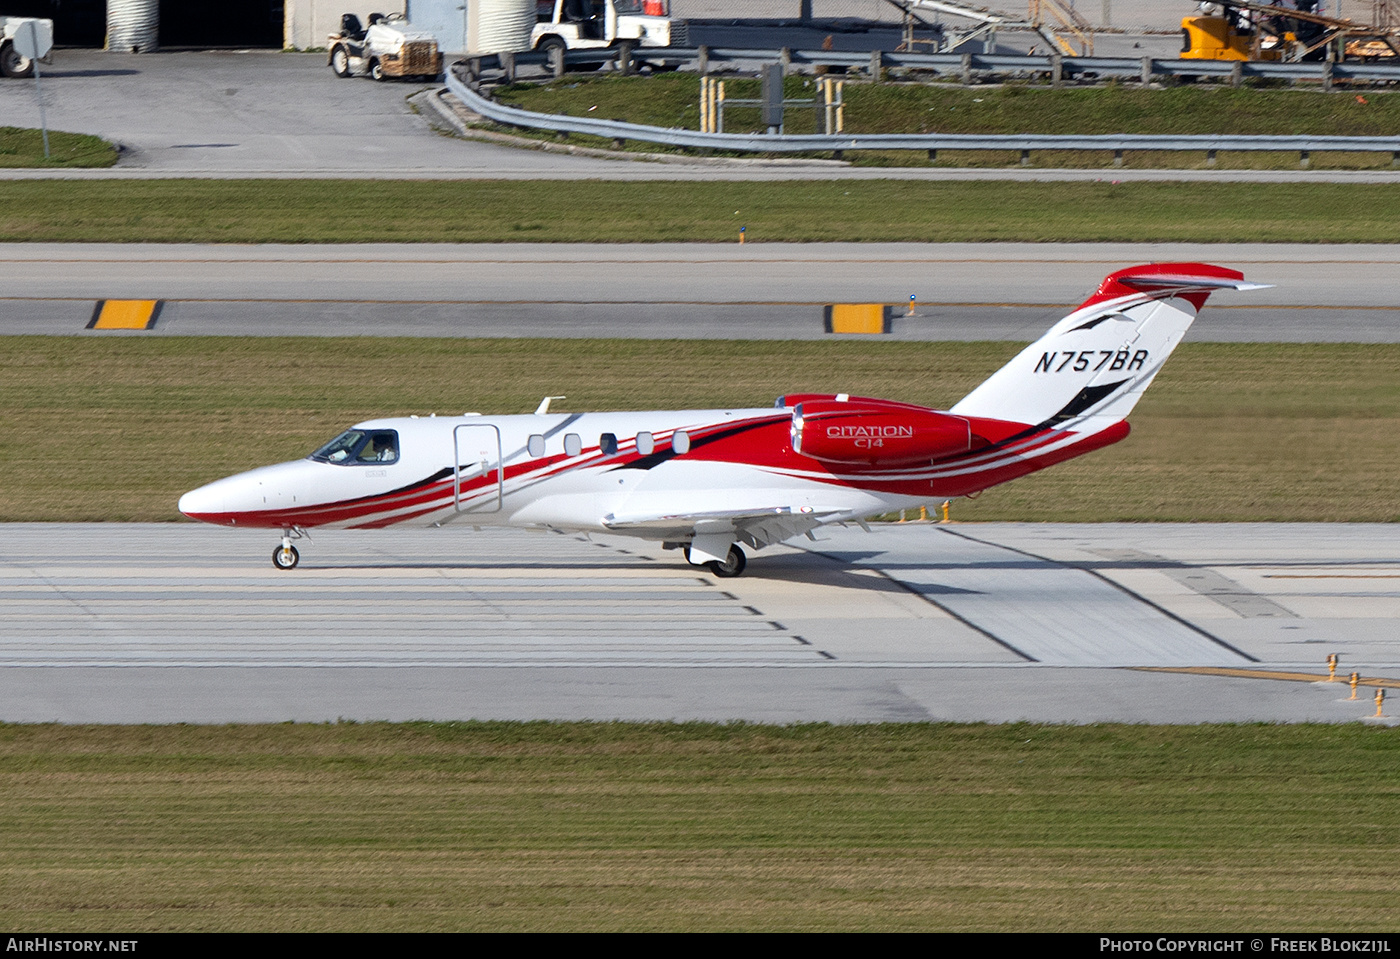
[2,523,1396,723]
[5,242,1399,341]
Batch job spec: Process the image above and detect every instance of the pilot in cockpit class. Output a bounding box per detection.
[364,433,398,463]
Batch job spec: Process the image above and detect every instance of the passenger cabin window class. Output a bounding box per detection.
[636,431,655,456]
[564,432,582,457]
[600,433,618,456]
[672,430,690,455]
[310,429,399,466]
[527,434,546,458]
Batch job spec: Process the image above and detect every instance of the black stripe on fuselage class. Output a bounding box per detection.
[959,377,1133,459]
[309,465,455,509]
[1047,379,1129,424]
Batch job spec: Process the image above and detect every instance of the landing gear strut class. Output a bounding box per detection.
[272,527,306,570]
[686,543,747,578]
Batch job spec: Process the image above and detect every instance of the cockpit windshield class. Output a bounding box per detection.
[309,429,399,465]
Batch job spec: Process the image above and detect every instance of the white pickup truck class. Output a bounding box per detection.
[532,0,687,67]
[1,16,54,79]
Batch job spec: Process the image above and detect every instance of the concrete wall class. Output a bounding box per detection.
[284,1,389,50]
[284,2,1329,47]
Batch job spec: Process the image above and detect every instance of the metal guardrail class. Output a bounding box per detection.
[446,68,1400,161]
[465,44,1400,84]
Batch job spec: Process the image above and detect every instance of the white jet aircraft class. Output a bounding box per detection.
[179,263,1263,576]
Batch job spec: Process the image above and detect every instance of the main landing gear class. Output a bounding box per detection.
[685,543,747,578]
[272,527,307,570]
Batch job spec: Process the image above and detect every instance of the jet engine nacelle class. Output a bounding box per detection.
[791,400,972,467]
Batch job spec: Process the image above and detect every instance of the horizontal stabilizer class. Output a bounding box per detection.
[1116,274,1271,293]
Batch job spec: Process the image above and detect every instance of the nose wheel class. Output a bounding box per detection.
[272,528,305,570]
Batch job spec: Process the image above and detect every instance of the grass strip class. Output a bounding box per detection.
[1,721,1397,932]
[1,337,1396,523]
[0,126,119,168]
[496,75,1400,169]
[504,74,1400,137]
[4,178,1400,242]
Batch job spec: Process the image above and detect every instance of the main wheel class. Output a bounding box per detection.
[369,58,386,81]
[705,545,747,578]
[1,42,34,80]
[330,46,352,78]
[272,544,300,570]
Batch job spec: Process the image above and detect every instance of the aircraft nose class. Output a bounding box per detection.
[178,460,319,526]
[178,482,224,520]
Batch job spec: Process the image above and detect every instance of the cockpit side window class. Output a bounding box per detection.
[357,430,399,463]
[310,429,399,465]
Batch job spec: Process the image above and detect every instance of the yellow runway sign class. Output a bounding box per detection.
[87,300,162,330]
[824,303,892,335]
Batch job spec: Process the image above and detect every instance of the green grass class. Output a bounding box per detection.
[2,337,1397,523]
[0,126,118,168]
[7,179,1400,242]
[504,73,1400,136]
[495,75,1400,168]
[1,721,1397,931]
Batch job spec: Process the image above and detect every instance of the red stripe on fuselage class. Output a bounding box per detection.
[185,412,1127,529]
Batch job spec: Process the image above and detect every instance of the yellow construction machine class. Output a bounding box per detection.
[1182,1,1400,63]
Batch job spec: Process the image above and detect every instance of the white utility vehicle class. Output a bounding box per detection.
[531,0,686,67]
[329,12,443,81]
[1,16,54,79]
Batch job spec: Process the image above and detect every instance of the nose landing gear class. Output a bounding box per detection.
[272,527,307,570]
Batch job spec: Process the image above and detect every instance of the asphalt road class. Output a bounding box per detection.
[0,50,628,178]
[5,242,1398,341]
[1,522,1396,723]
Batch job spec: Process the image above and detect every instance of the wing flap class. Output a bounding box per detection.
[602,506,842,550]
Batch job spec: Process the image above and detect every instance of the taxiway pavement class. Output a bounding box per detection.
[2,523,1396,723]
[5,242,1400,341]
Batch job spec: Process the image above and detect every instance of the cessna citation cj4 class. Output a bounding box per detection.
[179,263,1264,577]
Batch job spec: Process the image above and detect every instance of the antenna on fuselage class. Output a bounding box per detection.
[534,396,567,415]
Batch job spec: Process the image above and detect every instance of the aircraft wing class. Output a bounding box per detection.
[601,506,844,552]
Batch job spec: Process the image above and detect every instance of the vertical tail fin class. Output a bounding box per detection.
[951,263,1266,431]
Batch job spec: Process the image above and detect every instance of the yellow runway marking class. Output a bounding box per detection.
[87,300,162,330]
[825,303,892,335]
[1135,666,1400,689]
